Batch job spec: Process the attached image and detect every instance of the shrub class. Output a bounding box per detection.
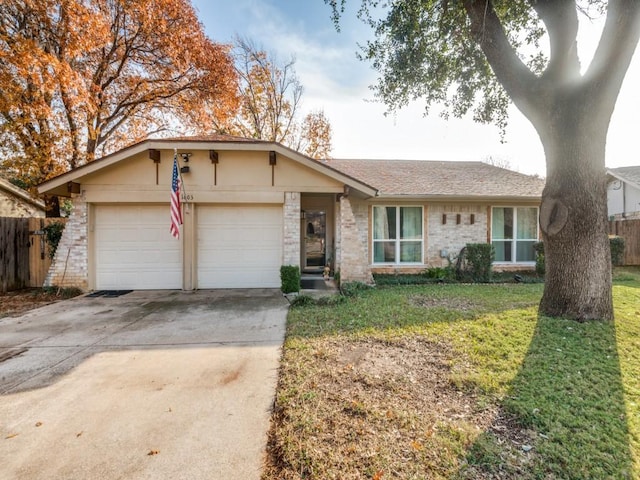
[340,281,372,297]
[532,238,625,272]
[280,265,300,294]
[43,221,66,259]
[423,266,454,280]
[534,242,545,275]
[290,294,315,307]
[609,236,625,266]
[464,243,495,282]
[315,295,347,306]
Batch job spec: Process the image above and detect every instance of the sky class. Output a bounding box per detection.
[190,1,640,177]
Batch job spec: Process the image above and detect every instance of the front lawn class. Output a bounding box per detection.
[263,267,640,479]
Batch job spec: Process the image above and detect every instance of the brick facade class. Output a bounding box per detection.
[283,192,301,267]
[426,204,487,266]
[45,200,88,289]
[338,196,373,284]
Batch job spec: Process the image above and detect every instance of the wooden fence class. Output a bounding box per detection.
[609,219,640,266]
[0,217,67,293]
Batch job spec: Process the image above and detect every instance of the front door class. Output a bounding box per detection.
[304,210,326,270]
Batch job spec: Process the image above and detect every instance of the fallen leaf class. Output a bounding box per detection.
[5,433,19,439]
[76,431,83,438]
[147,450,159,456]
[411,440,423,451]
[35,422,42,427]
[372,470,384,480]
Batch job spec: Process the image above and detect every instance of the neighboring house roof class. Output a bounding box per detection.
[38,136,378,198]
[326,159,545,200]
[607,166,640,190]
[0,177,46,211]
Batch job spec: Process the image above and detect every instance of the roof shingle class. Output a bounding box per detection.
[325,159,545,198]
[608,166,640,188]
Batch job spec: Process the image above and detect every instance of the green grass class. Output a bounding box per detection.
[264,267,640,479]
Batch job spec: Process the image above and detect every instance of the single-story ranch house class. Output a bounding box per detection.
[38,135,544,290]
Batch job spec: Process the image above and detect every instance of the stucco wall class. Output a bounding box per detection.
[79,149,344,204]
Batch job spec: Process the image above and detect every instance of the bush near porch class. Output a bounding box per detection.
[263,267,640,479]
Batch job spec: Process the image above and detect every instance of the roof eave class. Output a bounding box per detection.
[607,169,640,191]
[38,139,379,198]
[374,194,542,202]
[1,179,46,210]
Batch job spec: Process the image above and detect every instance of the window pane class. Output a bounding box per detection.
[493,240,512,261]
[400,207,422,239]
[516,241,536,262]
[400,241,422,263]
[492,207,513,240]
[374,241,396,263]
[373,206,396,240]
[517,208,538,240]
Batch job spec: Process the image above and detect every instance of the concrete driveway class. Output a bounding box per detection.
[0,289,288,480]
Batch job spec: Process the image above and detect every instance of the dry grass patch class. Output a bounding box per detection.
[264,336,535,479]
[0,288,82,318]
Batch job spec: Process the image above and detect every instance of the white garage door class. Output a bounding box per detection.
[95,205,182,289]
[197,205,283,288]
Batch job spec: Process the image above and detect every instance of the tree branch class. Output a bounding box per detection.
[585,0,640,118]
[462,0,541,121]
[531,0,581,84]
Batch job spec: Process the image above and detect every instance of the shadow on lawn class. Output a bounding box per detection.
[461,316,633,479]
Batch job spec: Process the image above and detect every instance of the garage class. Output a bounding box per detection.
[94,205,182,289]
[197,204,283,288]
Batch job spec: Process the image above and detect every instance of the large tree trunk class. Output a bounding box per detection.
[537,103,613,321]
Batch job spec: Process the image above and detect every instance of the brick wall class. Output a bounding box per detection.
[426,204,487,266]
[338,196,373,284]
[283,192,301,267]
[44,200,88,289]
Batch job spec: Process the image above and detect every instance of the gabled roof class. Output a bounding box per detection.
[0,177,46,210]
[607,166,640,190]
[38,136,378,198]
[326,159,545,200]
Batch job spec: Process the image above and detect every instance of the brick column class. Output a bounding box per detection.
[44,200,88,289]
[339,196,373,284]
[283,192,301,267]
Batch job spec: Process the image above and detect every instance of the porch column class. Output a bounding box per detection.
[283,192,301,267]
[339,195,373,284]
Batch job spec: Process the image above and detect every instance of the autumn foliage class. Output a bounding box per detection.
[217,38,332,159]
[0,0,238,187]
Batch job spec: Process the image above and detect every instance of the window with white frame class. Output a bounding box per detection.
[372,206,423,264]
[491,207,539,263]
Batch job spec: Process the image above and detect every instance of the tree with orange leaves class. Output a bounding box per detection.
[0,0,237,189]
[216,38,332,159]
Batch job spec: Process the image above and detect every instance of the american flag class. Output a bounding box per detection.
[170,153,183,238]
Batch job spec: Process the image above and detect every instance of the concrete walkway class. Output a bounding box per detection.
[0,289,288,480]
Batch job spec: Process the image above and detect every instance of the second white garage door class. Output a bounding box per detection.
[197,205,283,288]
